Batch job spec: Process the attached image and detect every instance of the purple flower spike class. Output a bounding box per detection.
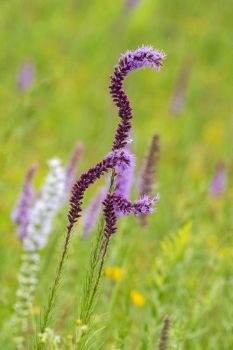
[68,149,132,230]
[83,187,106,238]
[209,162,227,196]
[110,46,165,150]
[11,163,38,240]
[17,62,35,91]
[103,194,118,237]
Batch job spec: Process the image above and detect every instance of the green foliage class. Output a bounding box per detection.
[0,0,232,349]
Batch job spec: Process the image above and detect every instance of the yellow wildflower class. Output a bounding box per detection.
[104,266,124,281]
[131,290,145,307]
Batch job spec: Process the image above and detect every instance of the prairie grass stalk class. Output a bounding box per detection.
[40,46,165,345]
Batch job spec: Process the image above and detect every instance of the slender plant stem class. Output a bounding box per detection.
[39,225,72,340]
[76,172,115,348]
[80,235,110,324]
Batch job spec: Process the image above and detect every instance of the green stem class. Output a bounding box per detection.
[37,226,73,349]
[76,171,115,348]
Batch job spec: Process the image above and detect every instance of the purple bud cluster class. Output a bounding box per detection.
[110,46,165,150]
[102,193,159,237]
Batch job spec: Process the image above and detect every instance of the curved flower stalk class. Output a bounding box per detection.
[12,159,66,350]
[110,46,165,150]
[40,46,165,341]
[11,163,38,240]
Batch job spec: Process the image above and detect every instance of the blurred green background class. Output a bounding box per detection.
[0,0,233,348]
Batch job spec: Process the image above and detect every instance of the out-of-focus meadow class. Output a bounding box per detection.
[0,0,232,349]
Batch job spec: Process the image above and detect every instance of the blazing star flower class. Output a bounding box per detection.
[209,162,226,196]
[41,47,164,333]
[17,62,35,91]
[110,46,165,150]
[11,163,38,240]
[23,158,65,251]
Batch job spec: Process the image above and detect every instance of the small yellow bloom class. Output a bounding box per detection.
[104,266,124,281]
[67,335,73,341]
[131,290,145,307]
